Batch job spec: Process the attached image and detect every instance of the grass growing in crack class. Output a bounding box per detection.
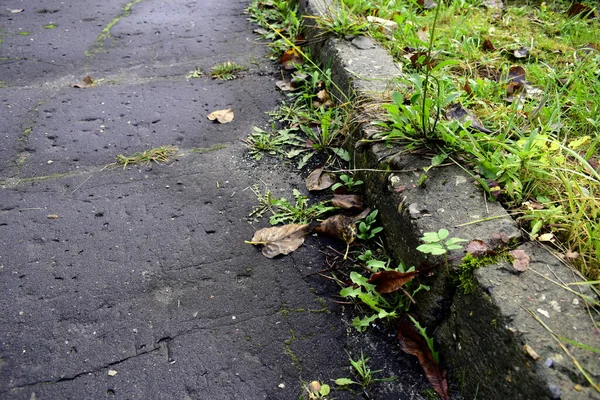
[335,351,395,388]
[210,61,246,80]
[115,146,176,168]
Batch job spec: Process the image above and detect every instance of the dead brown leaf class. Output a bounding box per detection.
[248,224,310,258]
[331,194,364,210]
[397,317,449,400]
[314,214,357,245]
[279,48,302,70]
[445,103,491,134]
[313,87,334,109]
[466,239,490,257]
[207,108,234,124]
[509,249,530,272]
[275,80,298,91]
[305,168,336,191]
[367,270,419,294]
[567,3,596,18]
[482,36,496,51]
[72,75,95,89]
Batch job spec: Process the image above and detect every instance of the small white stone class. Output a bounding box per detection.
[278,383,285,389]
[537,308,550,318]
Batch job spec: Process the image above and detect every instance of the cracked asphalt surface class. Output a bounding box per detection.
[0,1,431,398]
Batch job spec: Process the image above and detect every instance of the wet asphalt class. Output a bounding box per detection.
[0,1,431,399]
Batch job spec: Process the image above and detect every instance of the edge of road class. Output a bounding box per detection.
[297,0,599,399]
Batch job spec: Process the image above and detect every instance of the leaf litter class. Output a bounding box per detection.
[207,108,234,124]
[246,224,310,258]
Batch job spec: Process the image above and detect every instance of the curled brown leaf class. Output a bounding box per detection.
[248,224,310,258]
[305,168,336,191]
[331,194,364,210]
[367,270,419,294]
[397,317,449,400]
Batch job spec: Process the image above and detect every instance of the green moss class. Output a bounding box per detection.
[189,144,228,154]
[18,172,74,183]
[456,252,507,294]
[86,0,144,57]
[284,329,302,373]
[18,31,31,36]
[43,24,58,29]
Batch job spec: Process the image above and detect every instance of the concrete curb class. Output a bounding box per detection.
[298,1,600,399]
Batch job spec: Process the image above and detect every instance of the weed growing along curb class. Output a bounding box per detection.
[331,0,600,281]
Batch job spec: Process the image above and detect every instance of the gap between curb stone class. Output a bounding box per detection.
[297,0,599,399]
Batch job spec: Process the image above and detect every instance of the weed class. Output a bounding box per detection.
[269,188,337,225]
[356,209,383,241]
[408,315,439,364]
[331,173,363,192]
[345,0,600,279]
[335,352,395,388]
[210,61,246,80]
[340,256,429,331]
[186,67,203,79]
[306,0,369,38]
[43,24,58,29]
[244,126,303,160]
[115,146,176,168]
[417,229,467,256]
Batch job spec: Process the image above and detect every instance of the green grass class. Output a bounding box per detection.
[115,146,176,168]
[209,61,246,80]
[338,0,600,280]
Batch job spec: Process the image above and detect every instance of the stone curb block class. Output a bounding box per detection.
[298,1,599,399]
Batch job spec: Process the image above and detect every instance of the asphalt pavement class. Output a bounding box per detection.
[0,1,431,399]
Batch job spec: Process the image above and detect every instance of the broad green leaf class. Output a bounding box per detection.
[332,147,351,161]
[391,91,404,106]
[320,384,331,395]
[340,286,362,298]
[421,232,441,243]
[335,378,356,386]
[438,229,449,240]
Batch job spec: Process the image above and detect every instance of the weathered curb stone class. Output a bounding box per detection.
[298,0,600,399]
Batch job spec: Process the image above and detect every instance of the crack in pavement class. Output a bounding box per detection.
[0,345,161,394]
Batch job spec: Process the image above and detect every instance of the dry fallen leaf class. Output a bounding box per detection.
[72,75,95,89]
[207,108,234,124]
[275,80,298,92]
[47,214,59,219]
[279,48,302,70]
[397,317,449,400]
[367,270,419,294]
[247,224,310,258]
[509,249,530,272]
[314,214,357,245]
[313,87,334,109]
[331,194,364,210]
[567,3,595,18]
[305,167,336,191]
[482,36,496,51]
[466,239,490,257]
[523,344,541,361]
[445,103,491,134]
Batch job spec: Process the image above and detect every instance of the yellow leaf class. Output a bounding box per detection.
[207,108,234,124]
